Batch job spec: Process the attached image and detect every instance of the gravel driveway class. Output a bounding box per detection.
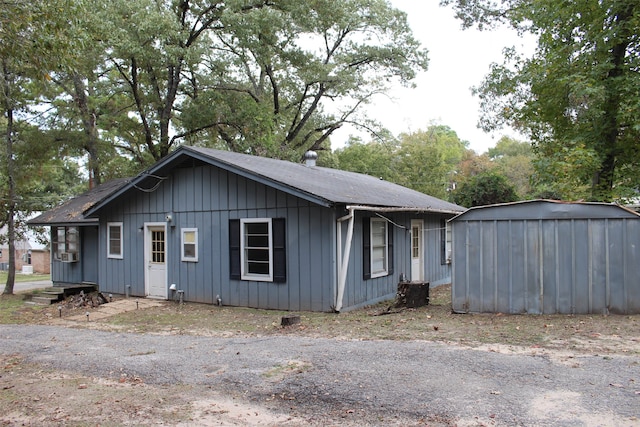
[1,324,638,426]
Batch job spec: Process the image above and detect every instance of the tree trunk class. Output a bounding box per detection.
[591,3,634,201]
[72,72,101,186]
[2,62,16,295]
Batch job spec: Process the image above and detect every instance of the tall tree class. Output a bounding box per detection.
[0,0,84,294]
[487,136,535,198]
[442,0,640,201]
[1,62,18,295]
[45,47,140,185]
[451,172,519,207]
[180,0,429,159]
[394,125,467,199]
[334,136,397,180]
[90,0,231,163]
[45,0,428,173]
[336,125,467,199]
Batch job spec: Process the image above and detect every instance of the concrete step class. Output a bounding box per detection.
[31,295,61,305]
[27,284,98,306]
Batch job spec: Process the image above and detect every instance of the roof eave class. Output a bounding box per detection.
[27,219,98,227]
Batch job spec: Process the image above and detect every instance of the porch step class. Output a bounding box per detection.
[29,283,98,306]
[31,294,62,305]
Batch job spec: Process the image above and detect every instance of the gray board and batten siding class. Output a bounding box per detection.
[450,200,640,314]
[94,167,338,311]
[81,146,463,312]
[29,178,129,287]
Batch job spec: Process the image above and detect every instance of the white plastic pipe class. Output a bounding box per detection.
[335,207,354,312]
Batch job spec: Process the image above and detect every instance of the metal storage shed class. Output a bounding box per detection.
[450,200,640,314]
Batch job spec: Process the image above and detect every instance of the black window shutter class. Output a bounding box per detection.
[362,217,371,280]
[388,223,394,275]
[229,219,241,280]
[272,218,287,283]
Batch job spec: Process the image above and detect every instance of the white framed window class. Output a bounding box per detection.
[240,218,273,281]
[181,228,198,262]
[370,218,388,278]
[52,226,80,262]
[446,222,452,263]
[440,219,452,265]
[107,222,123,259]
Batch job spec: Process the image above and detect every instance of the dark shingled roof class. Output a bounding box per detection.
[36,147,465,223]
[183,146,465,213]
[28,178,129,226]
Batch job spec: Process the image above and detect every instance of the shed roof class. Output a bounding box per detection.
[450,199,640,222]
[28,178,130,226]
[86,146,465,216]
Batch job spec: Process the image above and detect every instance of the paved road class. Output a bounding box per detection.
[0,324,638,426]
[0,279,51,294]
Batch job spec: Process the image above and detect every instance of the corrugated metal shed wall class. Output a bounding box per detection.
[451,201,640,314]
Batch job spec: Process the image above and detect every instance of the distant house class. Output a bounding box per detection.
[0,226,50,274]
[30,147,464,312]
[450,200,640,314]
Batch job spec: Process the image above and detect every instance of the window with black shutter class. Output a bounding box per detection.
[229,218,286,283]
[363,216,393,280]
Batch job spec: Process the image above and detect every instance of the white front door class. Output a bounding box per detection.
[411,220,423,281]
[145,224,168,299]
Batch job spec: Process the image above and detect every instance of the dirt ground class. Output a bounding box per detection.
[1,353,309,426]
[1,285,639,426]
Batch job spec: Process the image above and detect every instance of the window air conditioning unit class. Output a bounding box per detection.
[60,252,79,263]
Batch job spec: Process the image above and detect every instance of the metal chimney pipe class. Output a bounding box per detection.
[304,151,318,167]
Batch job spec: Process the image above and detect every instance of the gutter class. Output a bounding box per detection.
[344,205,463,215]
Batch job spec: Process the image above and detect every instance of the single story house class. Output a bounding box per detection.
[450,200,640,314]
[30,147,465,312]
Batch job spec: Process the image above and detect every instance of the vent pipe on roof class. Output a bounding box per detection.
[304,150,318,167]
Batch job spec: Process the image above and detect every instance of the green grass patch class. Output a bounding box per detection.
[0,293,47,324]
[0,271,50,283]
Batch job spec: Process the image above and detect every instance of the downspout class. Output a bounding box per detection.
[335,207,355,312]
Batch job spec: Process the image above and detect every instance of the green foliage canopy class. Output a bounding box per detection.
[442,0,640,201]
[43,0,429,175]
[181,0,429,160]
[335,125,467,199]
[486,136,535,198]
[451,172,519,208]
[0,0,87,294]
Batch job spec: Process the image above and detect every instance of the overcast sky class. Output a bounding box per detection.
[331,0,534,154]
